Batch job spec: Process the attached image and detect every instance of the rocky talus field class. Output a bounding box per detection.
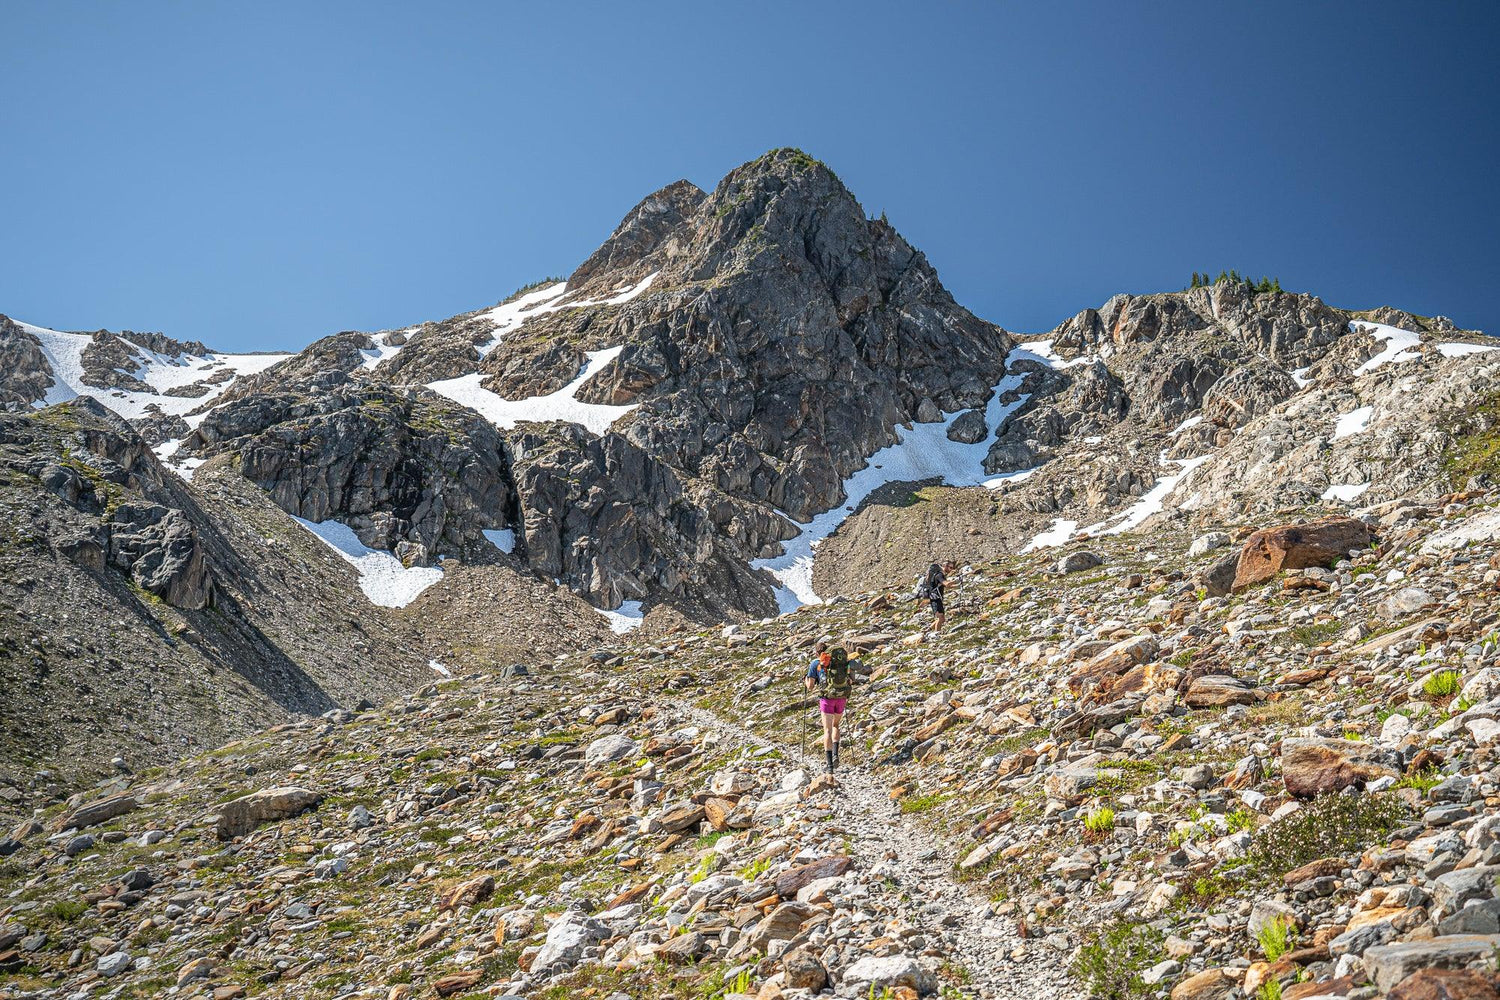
[6,494,1500,1000]
[4,148,1500,999]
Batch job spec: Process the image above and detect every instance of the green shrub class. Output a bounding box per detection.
[1226,808,1258,833]
[1072,921,1163,1000]
[1257,915,1297,960]
[900,793,945,814]
[1245,792,1408,879]
[1395,768,1442,794]
[1258,980,1283,1000]
[1422,670,1463,698]
[1083,806,1116,836]
[47,899,89,922]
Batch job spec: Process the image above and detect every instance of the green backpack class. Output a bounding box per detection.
[822,646,853,699]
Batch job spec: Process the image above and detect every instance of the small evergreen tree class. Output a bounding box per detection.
[1272,277,1284,294]
[1217,270,1229,285]
[1190,272,1200,289]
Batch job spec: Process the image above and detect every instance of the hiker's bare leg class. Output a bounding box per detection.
[821,713,835,750]
[829,713,842,747]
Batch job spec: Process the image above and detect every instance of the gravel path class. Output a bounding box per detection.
[674,701,1082,1000]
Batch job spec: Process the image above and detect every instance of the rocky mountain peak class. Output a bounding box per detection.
[566,178,705,293]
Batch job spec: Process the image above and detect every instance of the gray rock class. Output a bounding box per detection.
[96,951,132,976]
[1379,587,1433,618]
[584,734,638,768]
[841,954,935,994]
[1431,865,1500,916]
[215,786,323,840]
[531,909,607,972]
[62,834,95,857]
[1057,551,1104,575]
[946,408,989,444]
[1361,934,1500,993]
[1189,531,1231,557]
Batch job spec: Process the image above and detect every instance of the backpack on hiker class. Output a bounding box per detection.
[914,563,943,601]
[821,646,853,699]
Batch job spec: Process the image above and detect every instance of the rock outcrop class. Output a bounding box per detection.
[0,315,54,410]
[185,374,515,564]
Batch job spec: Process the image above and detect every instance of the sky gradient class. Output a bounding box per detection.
[3,1,1497,351]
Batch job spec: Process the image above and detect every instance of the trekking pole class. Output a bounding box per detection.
[799,710,806,765]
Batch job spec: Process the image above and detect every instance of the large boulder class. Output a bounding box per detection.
[215,787,322,840]
[50,793,138,833]
[584,734,638,768]
[1281,738,1397,798]
[106,503,214,609]
[1363,936,1500,994]
[1233,516,1371,590]
[530,909,607,973]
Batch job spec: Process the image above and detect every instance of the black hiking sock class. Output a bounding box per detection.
[832,740,840,766]
[825,748,834,771]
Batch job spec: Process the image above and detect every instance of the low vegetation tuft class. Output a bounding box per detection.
[1072,921,1164,1000]
[1244,792,1408,879]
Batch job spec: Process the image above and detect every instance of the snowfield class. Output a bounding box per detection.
[292,516,444,608]
[597,600,645,634]
[16,319,289,421]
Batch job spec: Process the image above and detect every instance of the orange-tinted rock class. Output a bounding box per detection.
[1233,516,1371,590]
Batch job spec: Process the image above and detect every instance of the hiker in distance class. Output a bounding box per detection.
[804,641,855,773]
[915,560,957,631]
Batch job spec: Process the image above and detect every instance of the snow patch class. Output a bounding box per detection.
[476,273,659,357]
[16,318,289,420]
[1437,342,1498,358]
[1351,322,1422,375]
[1290,367,1312,388]
[483,528,516,554]
[1080,454,1211,536]
[478,282,571,355]
[753,352,1034,612]
[292,516,443,608]
[1018,338,1094,369]
[598,600,645,634]
[360,331,409,370]
[428,659,453,678]
[427,346,637,436]
[1332,405,1374,441]
[1321,483,1371,502]
[1169,415,1204,436]
[1024,518,1079,552]
[600,272,657,305]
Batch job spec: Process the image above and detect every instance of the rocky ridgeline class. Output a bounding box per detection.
[6,490,1500,999]
[165,148,1017,616]
[0,398,614,804]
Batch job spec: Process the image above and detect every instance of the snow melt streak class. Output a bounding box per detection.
[752,354,1037,613]
[427,347,637,437]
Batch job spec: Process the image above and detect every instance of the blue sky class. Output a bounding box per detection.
[2,1,1496,351]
